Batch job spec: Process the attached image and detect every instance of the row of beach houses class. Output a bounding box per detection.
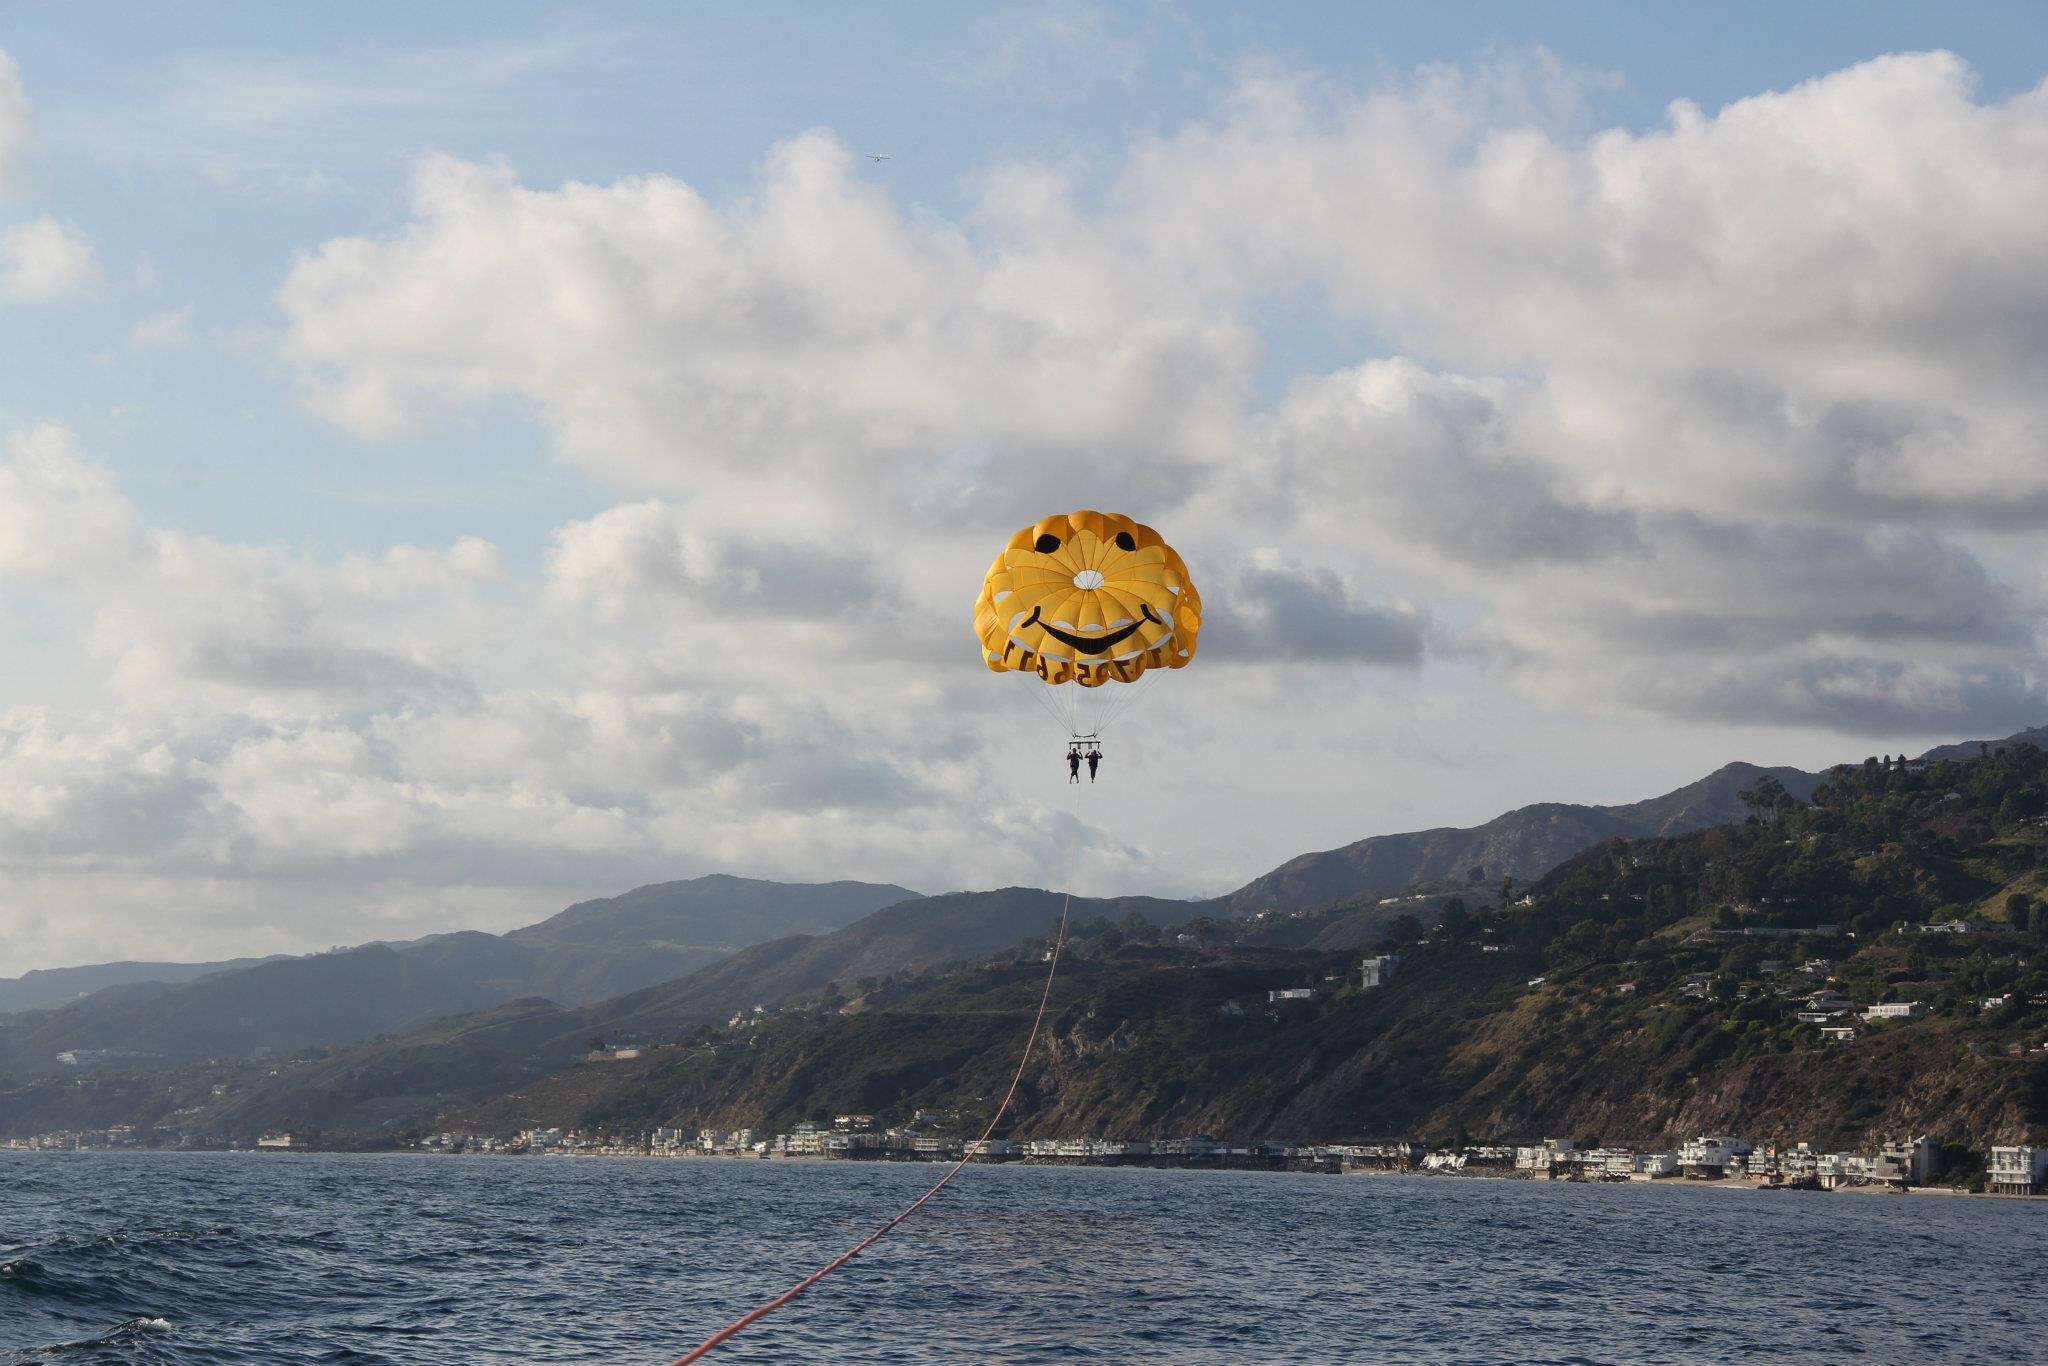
[405,1120,2048,1195]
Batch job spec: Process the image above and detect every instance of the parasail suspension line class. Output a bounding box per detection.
[666,881,1076,1363]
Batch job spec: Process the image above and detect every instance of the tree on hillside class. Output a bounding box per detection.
[1439,899,1471,939]
[1739,773,1789,822]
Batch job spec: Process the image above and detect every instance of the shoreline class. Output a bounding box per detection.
[14,1144,2047,1202]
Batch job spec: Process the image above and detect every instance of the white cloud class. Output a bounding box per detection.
[0,431,1199,968]
[13,50,2048,970]
[1204,554,1426,665]
[0,214,95,301]
[0,425,137,579]
[271,51,2048,746]
[278,140,1252,506]
[0,50,29,192]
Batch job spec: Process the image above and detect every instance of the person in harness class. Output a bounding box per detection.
[1085,746,1102,782]
[1066,746,1082,783]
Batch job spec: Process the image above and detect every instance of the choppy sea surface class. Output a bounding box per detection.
[3,1152,2043,1364]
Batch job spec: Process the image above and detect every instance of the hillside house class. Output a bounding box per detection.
[1863,1001,1927,1020]
[1359,954,1402,989]
[1267,987,1314,1003]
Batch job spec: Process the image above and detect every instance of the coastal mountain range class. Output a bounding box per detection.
[10,733,2048,1154]
[0,878,917,1072]
[0,728,2038,1138]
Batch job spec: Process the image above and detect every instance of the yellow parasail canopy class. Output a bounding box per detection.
[973,510,1202,688]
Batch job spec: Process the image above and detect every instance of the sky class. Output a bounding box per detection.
[2,2,2047,972]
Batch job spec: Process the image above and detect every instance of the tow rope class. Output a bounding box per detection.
[667,886,1075,1363]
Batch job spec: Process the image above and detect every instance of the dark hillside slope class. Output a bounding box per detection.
[428,745,2048,1153]
[509,874,920,950]
[0,957,283,1016]
[499,875,919,1002]
[0,877,916,1074]
[1220,804,1643,916]
[1220,763,1825,916]
[595,887,1207,1036]
[0,945,513,1073]
[118,888,1210,1138]
[1605,762,1821,834]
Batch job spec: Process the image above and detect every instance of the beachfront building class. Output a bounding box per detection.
[1988,1146,2048,1195]
[1515,1139,1575,1173]
[1678,1135,1752,1178]
[1575,1148,1639,1178]
[967,1139,1023,1159]
[823,1131,888,1158]
[1868,1135,1937,1185]
[1635,1152,1680,1178]
[1153,1135,1228,1160]
[1339,1141,1424,1170]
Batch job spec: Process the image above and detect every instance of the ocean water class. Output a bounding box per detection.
[2,1153,2043,1364]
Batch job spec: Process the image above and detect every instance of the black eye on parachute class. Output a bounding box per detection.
[1034,533,1062,554]
[1114,531,1136,551]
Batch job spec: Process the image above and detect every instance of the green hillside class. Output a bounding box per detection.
[426,747,2048,1151]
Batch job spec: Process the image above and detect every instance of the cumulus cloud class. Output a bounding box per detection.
[1205,556,1425,665]
[1121,52,2048,529]
[277,139,1252,507]
[0,425,138,579]
[15,50,2048,968]
[0,432,1198,967]
[266,50,2048,747]
[544,500,894,623]
[0,214,96,300]
[1476,513,2046,730]
[1264,359,1639,569]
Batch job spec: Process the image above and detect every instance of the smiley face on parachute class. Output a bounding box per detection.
[973,510,1202,687]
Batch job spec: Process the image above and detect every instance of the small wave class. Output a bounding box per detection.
[0,1316,174,1361]
[0,1258,80,1301]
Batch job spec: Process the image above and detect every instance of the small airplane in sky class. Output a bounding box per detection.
[866,154,889,162]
